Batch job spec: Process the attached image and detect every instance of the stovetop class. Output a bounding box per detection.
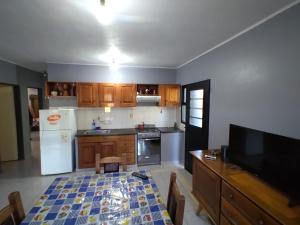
[136,125,161,139]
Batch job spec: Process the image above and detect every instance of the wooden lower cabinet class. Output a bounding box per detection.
[78,143,98,168]
[192,157,221,224]
[97,142,117,157]
[78,135,135,169]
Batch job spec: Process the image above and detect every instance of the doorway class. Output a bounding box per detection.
[27,88,41,160]
[182,80,210,173]
[0,85,19,162]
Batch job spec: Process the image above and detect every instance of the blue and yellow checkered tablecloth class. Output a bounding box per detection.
[21,171,173,225]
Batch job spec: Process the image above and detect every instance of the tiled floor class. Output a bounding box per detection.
[0,136,211,225]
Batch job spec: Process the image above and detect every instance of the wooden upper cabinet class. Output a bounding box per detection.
[117,84,137,107]
[77,83,98,107]
[98,83,118,107]
[159,84,180,107]
[166,84,180,106]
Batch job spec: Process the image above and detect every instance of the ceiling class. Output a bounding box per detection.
[0,0,296,71]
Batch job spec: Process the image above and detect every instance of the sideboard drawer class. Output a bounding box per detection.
[220,214,233,225]
[222,181,280,225]
[222,197,252,225]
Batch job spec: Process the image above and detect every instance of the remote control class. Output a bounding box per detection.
[204,154,217,160]
[132,172,149,180]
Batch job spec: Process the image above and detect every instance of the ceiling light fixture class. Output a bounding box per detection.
[99,46,133,69]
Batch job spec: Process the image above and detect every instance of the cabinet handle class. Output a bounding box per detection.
[258,219,264,225]
[229,194,234,199]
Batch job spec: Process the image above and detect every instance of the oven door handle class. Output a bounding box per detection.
[139,138,161,141]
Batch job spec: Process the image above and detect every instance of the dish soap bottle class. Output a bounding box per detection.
[91,119,96,130]
[95,117,101,130]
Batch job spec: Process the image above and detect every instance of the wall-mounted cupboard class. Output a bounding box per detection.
[159,84,181,107]
[77,83,137,107]
[46,82,180,108]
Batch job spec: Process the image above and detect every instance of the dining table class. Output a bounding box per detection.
[20,171,173,225]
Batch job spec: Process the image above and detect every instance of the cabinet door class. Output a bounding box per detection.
[77,83,98,107]
[158,85,166,106]
[192,158,221,225]
[118,84,137,107]
[98,142,117,158]
[166,85,180,106]
[78,143,97,168]
[98,83,118,107]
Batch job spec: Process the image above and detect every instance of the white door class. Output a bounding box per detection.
[40,130,73,175]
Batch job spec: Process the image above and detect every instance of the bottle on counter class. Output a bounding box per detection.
[95,117,101,130]
[91,119,96,130]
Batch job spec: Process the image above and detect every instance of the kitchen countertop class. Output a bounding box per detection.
[158,127,184,133]
[76,128,137,137]
[76,127,184,137]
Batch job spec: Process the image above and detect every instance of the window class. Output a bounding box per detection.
[181,86,187,123]
[189,89,204,128]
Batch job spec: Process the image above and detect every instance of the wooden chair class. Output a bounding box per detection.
[95,153,127,174]
[167,172,185,225]
[0,192,25,225]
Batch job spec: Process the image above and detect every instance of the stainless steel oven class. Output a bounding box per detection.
[137,128,161,166]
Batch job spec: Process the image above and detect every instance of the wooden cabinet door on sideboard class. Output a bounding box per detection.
[98,83,118,107]
[118,84,137,107]
[77,83,98,107]
[192,156,221,224]
[78,142,98,168]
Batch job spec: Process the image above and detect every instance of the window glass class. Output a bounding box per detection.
[190,117,202,128]
[190,89,203,99]
[181,105,186,122]
[190,99,203,108]
[190,109,203,118]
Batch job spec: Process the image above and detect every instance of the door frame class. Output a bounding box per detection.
[183,79,211,173]
[0,83,24,160]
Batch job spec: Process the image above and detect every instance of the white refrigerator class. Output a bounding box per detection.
[39,109,77,175]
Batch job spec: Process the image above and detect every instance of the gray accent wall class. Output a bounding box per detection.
[176,4,300,148]
[47,63,176,84]
[0,60,45,159]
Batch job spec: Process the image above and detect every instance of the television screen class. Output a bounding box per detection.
[228,124,300,203]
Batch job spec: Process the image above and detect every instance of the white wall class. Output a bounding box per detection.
[0,86,18,161]
[76,107,177,130]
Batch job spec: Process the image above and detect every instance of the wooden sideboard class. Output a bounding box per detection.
[191,150,300,225]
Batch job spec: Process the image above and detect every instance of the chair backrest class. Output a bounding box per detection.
[95,153,127,174]
[0,192,25,225]
[167,172,185,225]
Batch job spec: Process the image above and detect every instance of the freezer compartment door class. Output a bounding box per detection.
[40,130,73,175]
[39,109,76,131]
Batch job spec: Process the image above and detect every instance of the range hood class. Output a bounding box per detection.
[136,95,161,103]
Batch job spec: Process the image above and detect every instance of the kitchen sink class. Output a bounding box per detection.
[83,129,111,135]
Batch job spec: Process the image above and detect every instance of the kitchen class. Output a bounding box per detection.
[41,79,184,175]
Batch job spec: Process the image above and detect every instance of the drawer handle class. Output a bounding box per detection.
[229,194,234,199]
[258,219,264,225]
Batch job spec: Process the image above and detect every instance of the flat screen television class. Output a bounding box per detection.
[228,124,300,205]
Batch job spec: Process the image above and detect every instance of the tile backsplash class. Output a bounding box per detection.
[76,107,177,130]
